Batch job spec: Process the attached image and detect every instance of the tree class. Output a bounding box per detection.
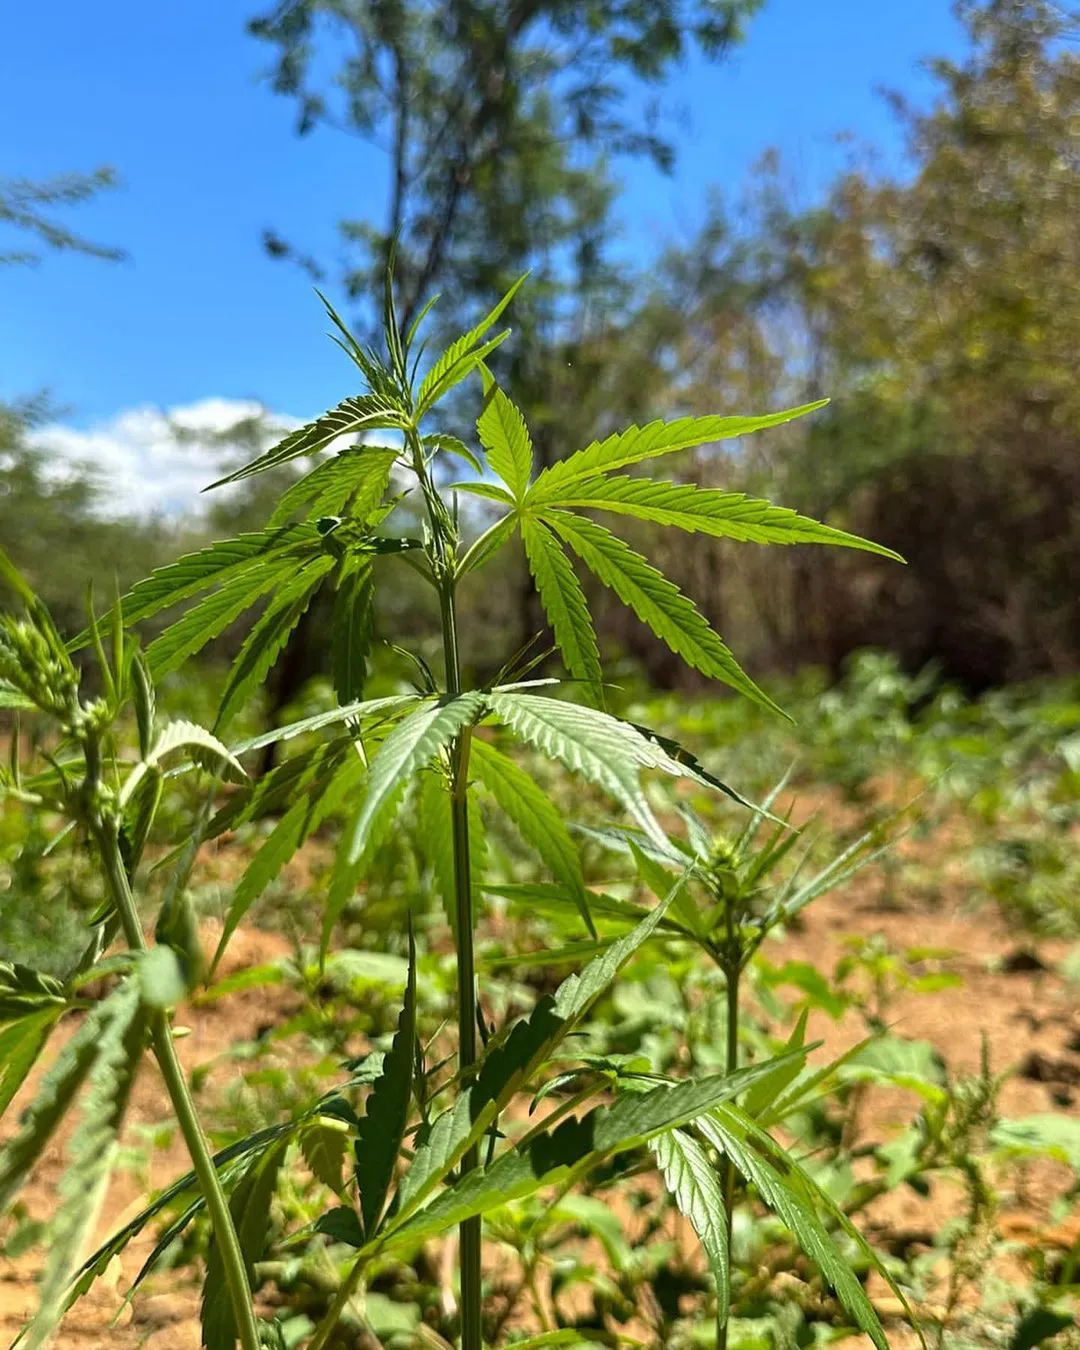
[249,0,761,327]
[246,0,764,683]
[0,168,126,267]
[0,401,164,632]
[619,0,1080,686]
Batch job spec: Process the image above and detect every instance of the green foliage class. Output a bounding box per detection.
[0,167,125,266]
[0,271,925,1350]
[26,979,145,1350]
[353,930,417,1238]
[651,1127,731,1325]
[201,1136,290,1350]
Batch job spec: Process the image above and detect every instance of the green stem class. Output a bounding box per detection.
[443,594,483,1350]
[94,823,262,1350]
[718,947,740,1350]
[309,1259,367,1350]
[415,432,483,1350]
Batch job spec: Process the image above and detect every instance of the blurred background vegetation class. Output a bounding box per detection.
[4,0,1079,712]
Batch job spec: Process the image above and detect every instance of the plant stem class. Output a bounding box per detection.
[93,822,262,1350]
[718,949,740,1350]
[414,431,483,1350]
[441,585,483,1350]
[308,1258,367,1350]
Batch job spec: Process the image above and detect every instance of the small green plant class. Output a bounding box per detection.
[0,556,261,1350]
[1,273,908,1349]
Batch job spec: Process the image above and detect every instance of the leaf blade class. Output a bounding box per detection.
[355,929,417,1238]
[345,693,485,866]
[544,511,781,716]
[206,395,406,489]
[520,518,603,706]
[651,1127,730,1326]
[478,383,534,500]
[543,475,902,560]
[214,556,334,730]
[471,739,593,936]
[528,403,827,501]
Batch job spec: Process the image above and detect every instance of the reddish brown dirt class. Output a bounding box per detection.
[2,819,1078,1348]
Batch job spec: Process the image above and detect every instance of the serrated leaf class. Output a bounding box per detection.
[415,275,526,413]
[651,1128,729,1325]
[355,929,417,1238]
[66,526,320,650]
[232,693,419,755]
[198,741,346,848]
[624,722,775,815]
[268,447,398,528]
[628,841,700,935]
[743,1010,810,1119]
[385,1052,804,1252]
[494,698,751,817]
[543,475,903,560]
[417,333,512,416]
[544,511,781,716]
[0,962,67,1024]
[471,738,593,936]
[0,994,125,1211]
[207,395,406,489]
[345,693,485,866]
[0,1011,61,1119]
[145,556,301,678]
[478,384,533,500]
[217,754,365,970]
[528,403,827,501]
[521,518,603,706]
[698,1106,892,1350]
[485,881,661,931]
[60,1122,298,1321]
[26,981,145,1350]
[422,433,482,474]
[458,514,519,578]
[486,692,663,845]
[300,1118,348,1193]
[313,1206,365,1247]
[320,766,410,964]
[451,480,516,506]
[551,874,688,1023]
[759,1037,875,1129]
[200,1136,289,1350]
[331,560,376,705]
[396,885,682,1218]
[122,721,245,809]
[215,556,334,730]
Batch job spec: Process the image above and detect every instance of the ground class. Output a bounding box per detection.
[1,801,1078,1348]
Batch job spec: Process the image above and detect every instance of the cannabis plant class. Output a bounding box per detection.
[0,274,908,1349]
[0,557,261,1349]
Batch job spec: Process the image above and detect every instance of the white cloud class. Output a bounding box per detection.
[29,398,304,519]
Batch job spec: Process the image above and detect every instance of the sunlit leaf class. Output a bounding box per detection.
[543,510,782,715]
[528,403,827,501]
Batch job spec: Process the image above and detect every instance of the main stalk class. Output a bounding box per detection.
[415,433,483,1350]
[439,577,483,1350]
[717,897,741,1350]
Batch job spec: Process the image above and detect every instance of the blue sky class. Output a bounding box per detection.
[2,0,964,432]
